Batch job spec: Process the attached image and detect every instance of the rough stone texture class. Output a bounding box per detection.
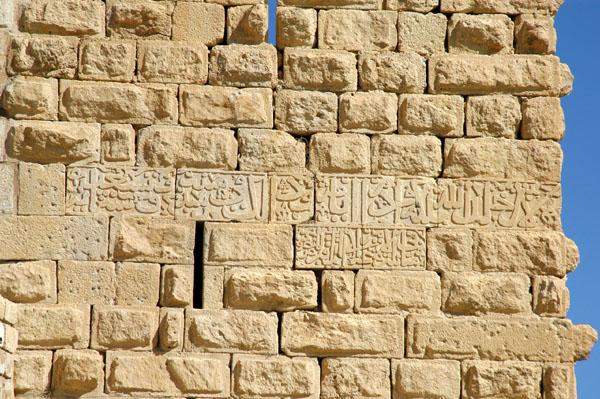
[284,48,357,92]
[106,0,173,39]
[321,271,354,313]
[339,92,398,133]
[227,5,268,45]
[522,97,565,141]
[172,2,225,46]
[461,360,542,399]
[101,124,136,165]
[386,0,438,11]
[1,77,58,120]
[210,44,277,88]
[22,0,104,36]
[440,0,564,15]
[0,261,56,303]
[399,94,465,137]
[7,35,78,78]
[321,357,390,399]
[371,135,442,177]
[52,349,104,396]
[58,261,117,305]
[308,133,370,174]
[138,41,209,84]
[203,267,225,310]
[319,10,397,51]
[238,129,306,172]
[91,305,159,351]
[279,0,382,9]
[392,359,461,399]
[161,265,193,307]
[277,7,317,48]
[466,95,522,138]
[275,89,338,134]
[18,162,65,215]
[115,262,161,306]
[13,351,53,394]
[397,12,448,56]
[543,363,577,399]
[79,39,136,82]
[159,308,184,351]
[448,13,513,55]
[0,164,16,214]
[358,51,426,93]
[515,15,557,55]
[533,276,570,317]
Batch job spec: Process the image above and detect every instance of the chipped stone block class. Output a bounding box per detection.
[308,133,370,174]
[1,77,58,120]
[284,48,357,92]
[543,363,577,399]
[559,63,573,97]
[533,276,569,317]
[319,10,397,51]
[116,262,160,306]
[79,39,136,82]
[386,0,438,11]
[515,14,557,55]
[7,35,78,78]
[276,7,317,48]
[339,92,397,133]
[238,129,305,172]
[18,163,65,216]
[52,349,104,396]
[0,261,56,304]
[57,261,117,305]
[440,0,562,15]
[159,308,184,351]
[106,0,173,39]
[269,174,314,224]
[521,97,565,141]
[210,44,277,88]
[572,324,597,361]
[427,229,473,272]
[0,164,16,215]
[172,2,224,46]
[138,40,209,84]
[161,265,193,307]
[461,360,542,399]
[275,89,338,134]
[227,5,268,44]
[466,95,521,138]
[91,305,159,351]
[358,51,426,93]
[397,12,447,56]
[392,359,460,399]
[101,124,135,165]
[448,13,513,54]
[322,357,390,399]
[23,0,104,36]
[398,94,465,137]
[371,135,442,177]
[321,271,354,313]
[13,351,52,395]
[203,267,224,310]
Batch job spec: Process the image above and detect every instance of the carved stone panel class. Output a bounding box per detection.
[269,174,314,224]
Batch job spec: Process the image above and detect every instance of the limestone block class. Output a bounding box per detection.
[18,163,65,215]
[0,0,13,29]
[448,13,513,55]
[138,126,237,169]
[227,5,268,44]
[0,216,108,261]
[225,269,318,311]
[59,80,178,125]
[339,92,397,133]
[13,304,90,349]
[515,15,557,55]
[533,276,569,317]
[281,311,404,357]
[276,7,317,48]
[116,262,160,306]
[274,89,338,134]
[0,261,56,303]
[109,217,195,264]
[180,85,273,128]
[101,124,136,165]
[308,133,370,174]
[321,357,390,399]
[429,54,562,96]
[398,94,465,137]
[427,229,473,272]
[159,308,184,351]
[397,12,447,56]
[7,35,78,78]
[356,271,441,314]
[0,323,17,353]
[232,355,320,399]
[319,10,397,51]
[161,265,193,307]
[521,97,565,141]
[138,41,209,84]
[543,363,577,399]
[203,267,225,310]
[78,39,136,82]
[185,309,278,354]
[58,261,117,305]
[204,223,293,267]
[358,51,426,93]
[22,0,104,36]
[269,174,314,224]
[386,0,438,11]
[1,77,58,120]
[371,135,442,177]
[321,271,354,313]
[392,359,460,399]
[91,305,159,351]
[284,48,357,92]
[106,0,173,39]
[172,2,224,46]
[461,361,542,399]
[238,129,305,172]
[466,95,521,138]
[210,44,277,88]
[572,324,597,361]
[279,0,382,9]
[440,0,564,15]
[0,164,16,214]
[167,354,231,396]
[106,352,175,394]
[6,121,101,165]
[52,349,104,396]
[13,351,52,394]
[444,138,563,182]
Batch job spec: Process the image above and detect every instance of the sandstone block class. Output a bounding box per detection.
[521,97,565,141]
[106,0,173,39]
[91,305,159,351]
[275,89,338,134]
[516,15,557,55]
[101,124,136,165]
[0,164,16,215]
[0,261,56,303]
[52,349,104,396]
[59,80,178,125]
[79,39,136,82]
[210,44,277,88]
[398,12,447,56]
[284,48,357,92]
[0,216,108,261]
[427,229,473,272]
[462,360,542,399]
[115,262,160,306]
[161,265,193,307]
[371,135,442,177]
[22,0,104,36]
[321,271,354,313]
[159,308,184,351]
[386,0,438,11]
[321,357,390,399]
[440,0,563,15]
[399,94,465,137]
[448,13,513,54]
[269,174,315,224]
[339,92,397,133]
[204,223,293,267]
[1,77,58,120]
[392,359,460,399]
[358,51,426,93]
[319,10,397,51]
[281,311,404,357]
[308,133,370,174]
[7,35,78,78]
[238,129,305,172]
[429,54,562,95]
[138,126,237,169]
[6,120,100,165]
[106,352,175,394]
[138,41,209,84]
[203,267,225,310]
[227,5,268,44]
[276,7,317,48]
[58,261,117,305]
[173,3,224,46]
[180,85,273,128]
[13,351,52,394]
[166,354,231,396]
[279,0,382,9]
[466,95,521,138]
[13,304,90,349]
[18,162,65,215]
[543,364,576,399]
[110,217,195,264]
[444,138,563,182]
[533,276,569,317]
[185,309,278,354]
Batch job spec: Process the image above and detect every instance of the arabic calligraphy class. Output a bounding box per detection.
[270,174,314,224]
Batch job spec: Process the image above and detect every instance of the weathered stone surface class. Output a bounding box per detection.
[522,97,565,141]
[58,261,117,305]
[321,357,390,399]
[427,229,473,272]
[399,94,465,137]
[386,0,437,11]
[275,89,338,134]
[106,0,173,39]
[210,44,277,88]
[321,271,354,313]
[398,12,447,56]
[358,51,426,93]
[18,162,65,215]
[185,309,278,354]
[138,41,209,84]
[0,261,56,303]
[91,305,159,351]
[533,276,569,317]
[543,363,577,399]
[448,13,513,55]
[269,174,314,224]
[79,39,136,82]
[7,35,78,78]
[101,124,136,165]
[309,133,370,174]
[13,351,52,394]
[339,92,397,133]
[52,349,104,396]
[276,7,317,48]
[138,126,237,169]
[440,0,564,15]
[284,48,357,92]
[515,15,556,55]
[159,308,184,351]
[572,324,597,361]
[203,267,225,310]
[0,164,16,214]
[180,85,273,128]
[238,129,305,172]
[393,359,460,399]
[227,5,268,44]
[161,265,193,308]
[13,304,90,349]
[22,0,104,36]
[279,0,382,9]
[319,10,397,51]
[461,360,542,399]
[2,77,58,120]
[60,80,178,124]
[371,135,442,177]
[115,262,160,306]
[172,2,224,46]
[0,0,13,29]
[281,311,404,357]
[166,354,230,396]
[0,322,18,353]
[466,95,521,138]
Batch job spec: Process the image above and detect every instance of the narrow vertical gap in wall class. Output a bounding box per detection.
[268,0,277,45]
[193,222,204,309]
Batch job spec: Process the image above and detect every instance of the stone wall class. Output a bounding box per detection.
[0,0,597,398]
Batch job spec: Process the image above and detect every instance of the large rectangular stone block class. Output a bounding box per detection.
[339,92,397,133]
[79,39,137,82]
[440,0,564,15]
[7,35,78,78]
[0,261,56,304]
[238,129,306,172]
[22,0,105,36]
[461,360,542,399]
[448,13,513,55]
[13,350,52,394]
[274,89,338,134]
[2,77,58,121]
[279,0,382,9]
[115,262,160,306]
[18,163,65,216]
[106,0,173,39]
[398,94,465,137]
[392,359,460,399]
[51,349,104,396]
[319,10,397,51]
[397,12,447,56]
[358,51,426,93]
[58,261,117,305]
[210,44,277,88]
[138,40,209,84]
[284,48,357,92]
[172,2,224,46]
[321,357,390,399]
[371,135,443,177]
[91,305,159,351]
[308,133,371,174]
